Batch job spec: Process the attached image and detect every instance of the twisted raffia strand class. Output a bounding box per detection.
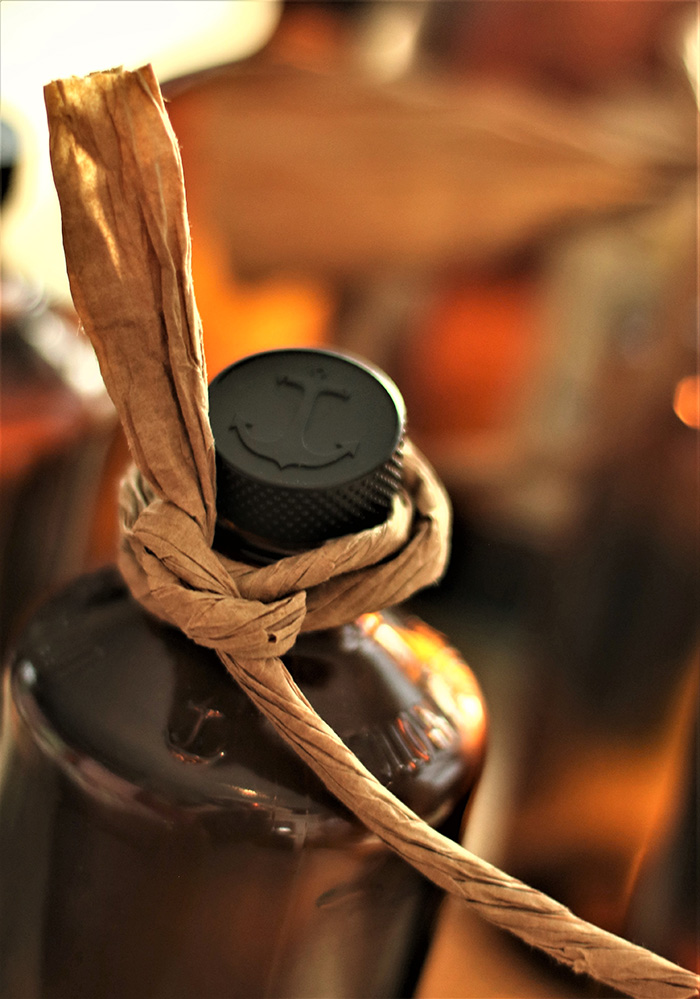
[46,64,700,999]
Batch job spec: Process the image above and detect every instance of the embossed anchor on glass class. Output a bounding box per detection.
[0,348,487,999]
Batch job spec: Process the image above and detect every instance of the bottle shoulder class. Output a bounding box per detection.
[9,567,485,836]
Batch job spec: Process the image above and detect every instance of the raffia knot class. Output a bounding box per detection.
[117,439,451,659]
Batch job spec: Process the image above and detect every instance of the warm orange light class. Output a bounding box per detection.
[190,229,333,378]
[673,375,700,429]
[456,693,487,730]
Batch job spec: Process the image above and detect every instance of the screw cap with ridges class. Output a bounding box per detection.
[209,348,406,549]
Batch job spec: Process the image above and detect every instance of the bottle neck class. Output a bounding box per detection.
[213,515,322,567]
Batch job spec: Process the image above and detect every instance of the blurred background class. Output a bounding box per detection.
[1,2,698,995]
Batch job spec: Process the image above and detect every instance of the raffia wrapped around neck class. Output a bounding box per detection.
[44,65,699,999]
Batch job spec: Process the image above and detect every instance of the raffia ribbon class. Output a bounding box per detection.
[45,66,699,999]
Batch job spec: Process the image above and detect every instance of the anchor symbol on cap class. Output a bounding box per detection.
[230,367,359,469]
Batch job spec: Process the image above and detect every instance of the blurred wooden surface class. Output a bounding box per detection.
[166,63,695,281]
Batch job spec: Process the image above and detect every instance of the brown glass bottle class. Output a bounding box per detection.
[0,349,486,998]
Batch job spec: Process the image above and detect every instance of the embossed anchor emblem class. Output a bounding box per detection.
[230,367,359,469]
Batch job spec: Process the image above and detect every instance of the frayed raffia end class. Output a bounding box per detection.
[45,64,699,999]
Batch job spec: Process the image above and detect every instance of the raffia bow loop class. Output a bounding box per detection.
[117,441,451,658]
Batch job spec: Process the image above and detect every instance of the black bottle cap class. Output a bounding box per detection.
[209,348,405,549]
